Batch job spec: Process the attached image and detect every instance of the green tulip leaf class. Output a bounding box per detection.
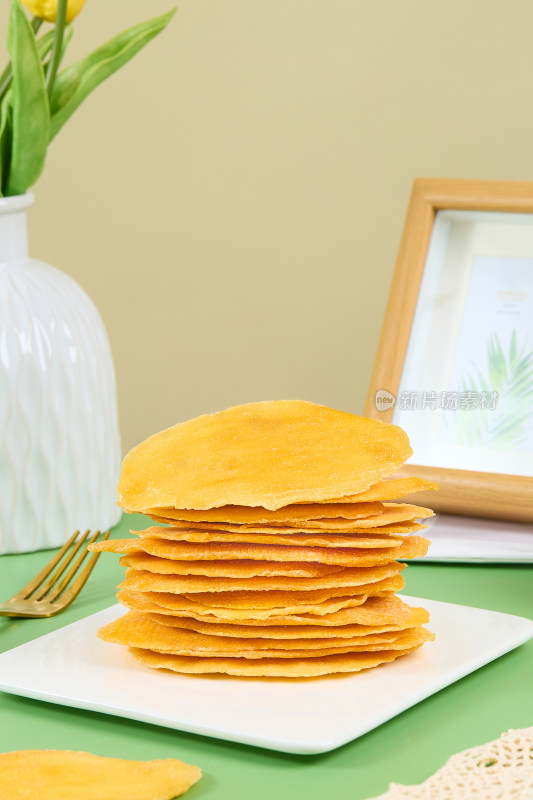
[49,8,175,141]
[0,95,12,196]
[5,0,50,196]
[0,26,56,107]
[36,29,56,60]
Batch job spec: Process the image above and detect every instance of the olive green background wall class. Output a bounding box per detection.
[26,0,533,452]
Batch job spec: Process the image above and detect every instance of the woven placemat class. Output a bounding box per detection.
[367,728,533,799]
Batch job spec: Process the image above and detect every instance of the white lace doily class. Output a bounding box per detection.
[367,728,533,799]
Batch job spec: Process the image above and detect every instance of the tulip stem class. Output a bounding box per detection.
[45,0,67,97]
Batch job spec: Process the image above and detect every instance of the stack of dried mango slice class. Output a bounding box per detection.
[94,400,437,678]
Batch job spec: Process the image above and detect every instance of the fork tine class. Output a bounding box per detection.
[45,530,102,603]
[32,531,91,601]
[56,530,111,607]
[17,531,80,598]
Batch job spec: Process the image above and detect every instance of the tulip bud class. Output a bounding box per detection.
[21,0,86,24]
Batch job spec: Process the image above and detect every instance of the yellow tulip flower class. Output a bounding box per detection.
[21,0,86,23]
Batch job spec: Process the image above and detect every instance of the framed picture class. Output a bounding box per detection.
[365,178,533,523]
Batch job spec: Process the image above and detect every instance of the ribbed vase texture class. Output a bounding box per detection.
[0,198,121,553]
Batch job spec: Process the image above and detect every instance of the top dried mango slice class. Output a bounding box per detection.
[118,400,413,511]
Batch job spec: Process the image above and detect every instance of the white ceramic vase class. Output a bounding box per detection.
[0,194,122,554]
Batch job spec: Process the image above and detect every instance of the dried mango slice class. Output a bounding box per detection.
[133,524,423,547]
[119,554,348,578]
[149,503,433,533]
[318,476,438,503]
[118,400,413,511]
[144,476,437,520]
[94,535,428,568]
[119,562,405,594]
[0,750,201,800]
[129,637,432,677]
[145,501,385,524]
[98,611,433,659]
[117,582,406,623]
[150,605,430,639]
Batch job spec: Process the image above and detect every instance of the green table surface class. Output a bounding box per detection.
[0,514,532,799]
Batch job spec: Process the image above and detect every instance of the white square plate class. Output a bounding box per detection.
[0,597,531,754]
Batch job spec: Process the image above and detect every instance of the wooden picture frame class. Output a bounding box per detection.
[365,178,533,523]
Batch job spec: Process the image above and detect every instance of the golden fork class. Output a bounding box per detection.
[0,530,110,618]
